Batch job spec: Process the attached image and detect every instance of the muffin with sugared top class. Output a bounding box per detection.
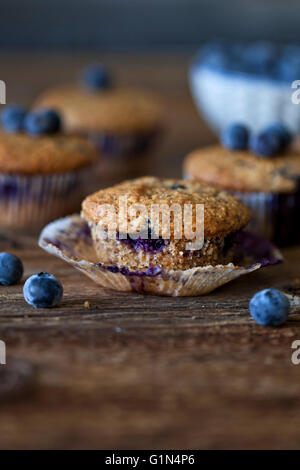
[40,176,283,297]
[0,105,97,228]
[81,176,250,272]
[183,122,300,245]
[34,64,163,182]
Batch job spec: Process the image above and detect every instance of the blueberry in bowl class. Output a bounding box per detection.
[221,124,249,151]
[190,40,300,133]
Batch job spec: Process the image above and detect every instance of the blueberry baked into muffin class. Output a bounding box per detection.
[34,64,163,182]
[0,105,97,228]
[183,123,300,245]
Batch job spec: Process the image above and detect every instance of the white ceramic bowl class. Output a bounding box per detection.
[190,62,300,134]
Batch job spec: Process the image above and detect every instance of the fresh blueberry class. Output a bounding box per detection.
[202,51,229,70]
[198,42,229,71]
[282,44,300,59]
[249,130,282,157]
[0,252,23,286]
[81,63,111,90]
[242,41,277,74]
[201,41,226,59]
[24,109,61,136]
[230,42,245,59]
[249,288,290,326]
[264,122,292,150]
[277,54,300,81]
[221,124,249,151]
[23,272,63,308]
[170,184,186,190]
[1,105,26,133]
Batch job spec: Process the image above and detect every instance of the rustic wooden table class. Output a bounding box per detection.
[0,52,300,450]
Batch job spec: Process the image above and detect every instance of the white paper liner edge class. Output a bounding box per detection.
[39,215,270,297]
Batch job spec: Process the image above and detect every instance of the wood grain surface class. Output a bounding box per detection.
[0,53,300,450]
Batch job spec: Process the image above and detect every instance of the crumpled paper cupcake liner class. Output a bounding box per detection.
[0,169,91,229]
[39,215,283,297]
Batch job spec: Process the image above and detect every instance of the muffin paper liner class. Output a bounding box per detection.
[190,65,300,133]
[0,169,91,229]
[89,130,160,183]
[39,215,283,297]
[89,130,159,157]
[184,172,300,247]
[233,190,300,246]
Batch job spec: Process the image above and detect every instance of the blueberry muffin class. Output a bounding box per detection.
[81,176,250,272]
[0,106,97,229]
[34,64,163,182]
[184,143,300,245]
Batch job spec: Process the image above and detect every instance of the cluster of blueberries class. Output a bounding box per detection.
[1,105,61,135]
[0,252,62,308]
[221,122,292,157]
[198,40,300,81]
[0,251,290,324]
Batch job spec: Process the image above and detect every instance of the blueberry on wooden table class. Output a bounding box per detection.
[23,272,63,308]
[249,288,290,326]
[0,252,23,285]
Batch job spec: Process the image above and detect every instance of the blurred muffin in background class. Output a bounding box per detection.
[0,105,97,229]
[190,40,300,134]
[183,122,300,246]
[35,64,164,184]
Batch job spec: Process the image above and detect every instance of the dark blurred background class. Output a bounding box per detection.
[1,0,299,50]
[1,0,299,177]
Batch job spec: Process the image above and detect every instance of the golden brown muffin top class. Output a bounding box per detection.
[0,129,97,174]
[35,85,163,135]
[184,145,300,193]
[82,176,250,239]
